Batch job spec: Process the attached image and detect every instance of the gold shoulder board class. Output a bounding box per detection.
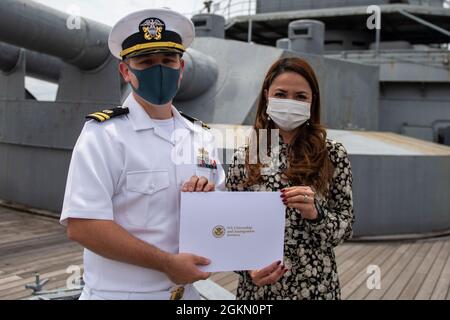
[86,107,130,123]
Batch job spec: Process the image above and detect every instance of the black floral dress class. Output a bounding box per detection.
[226,139,355,300]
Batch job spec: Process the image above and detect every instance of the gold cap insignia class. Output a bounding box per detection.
[140,18,165,41]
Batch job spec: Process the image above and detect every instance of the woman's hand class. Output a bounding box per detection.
[182,176,215,192]
[249,261,288,287]
[281,186,318,220]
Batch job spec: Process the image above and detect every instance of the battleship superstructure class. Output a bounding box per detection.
[224,0,450,144]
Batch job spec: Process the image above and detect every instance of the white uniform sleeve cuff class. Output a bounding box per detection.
[60,209,114,227]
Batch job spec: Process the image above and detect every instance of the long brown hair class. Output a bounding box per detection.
[245,57,334,196]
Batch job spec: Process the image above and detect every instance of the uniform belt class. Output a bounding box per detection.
[80,284,195,300]
[170,286,185,300]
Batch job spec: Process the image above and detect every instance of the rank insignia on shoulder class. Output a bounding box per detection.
[179,112,210,130]
[86,107,130,123]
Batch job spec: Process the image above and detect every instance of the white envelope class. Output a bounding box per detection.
[179,192,286,272]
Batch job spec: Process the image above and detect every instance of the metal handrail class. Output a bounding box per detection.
[397,9,450,37]
[184,0,256,20]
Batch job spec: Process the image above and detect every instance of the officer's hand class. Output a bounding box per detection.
[182,176,215,192]
[164,253,211,285]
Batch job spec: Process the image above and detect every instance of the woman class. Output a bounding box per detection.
[226,57,354,300]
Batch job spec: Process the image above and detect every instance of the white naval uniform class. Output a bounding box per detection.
[60,93,225,299]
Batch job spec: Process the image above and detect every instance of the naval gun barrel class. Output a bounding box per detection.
[0,0,218,97]
[0,0,110,70]
[177,49,218,101]
[0,42,62,82]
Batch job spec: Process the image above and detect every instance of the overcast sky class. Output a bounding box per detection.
[33,0,207,24]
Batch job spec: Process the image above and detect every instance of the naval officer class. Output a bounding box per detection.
[60,8,225,300]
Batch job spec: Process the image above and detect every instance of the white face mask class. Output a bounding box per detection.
[266,97,311,132]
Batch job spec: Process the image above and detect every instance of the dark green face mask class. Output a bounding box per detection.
[128,64,181,106]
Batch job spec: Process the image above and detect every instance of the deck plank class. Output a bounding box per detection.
[398,241,443,300]
[0,276,22,286]
[223,280,239,293]
[335,244,366,265]
[217,273,239,287]
[210,272,236,283]
[339,245,387,287]
[0,242,80,265]
[0,243,81,270]
[336,244,377,276]
[342,244,400,299]
[415,241,450,300]
[346,243,412,300]
[365,242,424,300]
[10,252,84,279]
[430,247,450,300]
[382,242,433,300]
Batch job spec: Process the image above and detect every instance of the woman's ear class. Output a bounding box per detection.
[264,89,269,101]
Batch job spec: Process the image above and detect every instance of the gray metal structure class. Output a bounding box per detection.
[226,4,450,46]
[226,1,450,145]
[182,37,379,128]
[191,14,226,38]
[327,50,450,144]
[288,20,325,55]
[0,0,449,237]
[0,33,378,213]
[0,0,111,71]
[0,43,63,83]
[256,0,446,13]
[276,38,291,50]
[224,0,450,236]
[327,129,450,236]
[212,125,450,237]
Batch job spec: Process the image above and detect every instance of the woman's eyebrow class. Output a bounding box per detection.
[273,88,287,92]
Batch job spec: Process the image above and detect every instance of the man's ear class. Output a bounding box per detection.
[179,58,185,82]
[119,61,132,83]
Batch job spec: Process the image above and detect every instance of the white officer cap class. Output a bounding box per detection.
[108,8,195,60]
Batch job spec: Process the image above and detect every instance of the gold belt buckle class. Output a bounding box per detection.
[170,286,185,300]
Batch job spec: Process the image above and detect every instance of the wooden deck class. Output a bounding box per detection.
[0,206,449,300]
